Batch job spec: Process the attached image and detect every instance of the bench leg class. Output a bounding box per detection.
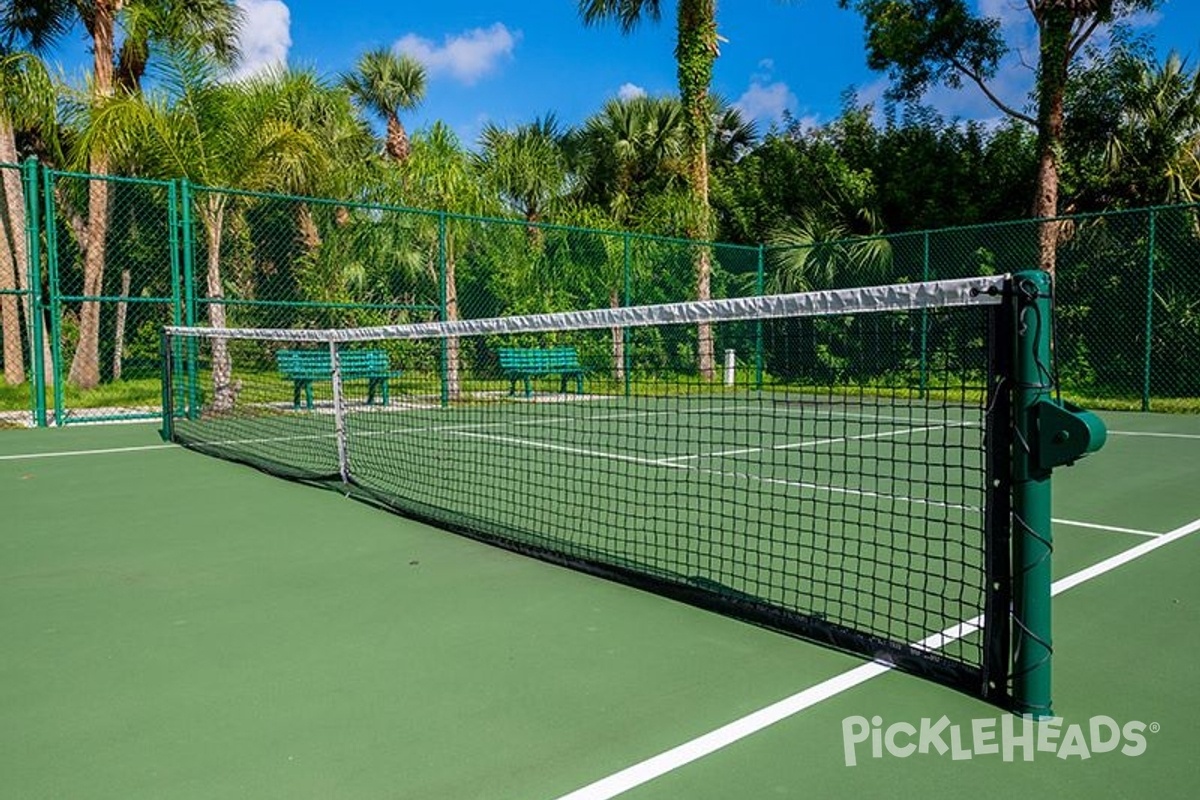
[381,379,389,406]
[305,383,314,410]
[524,377,533,399]
[367,378,377,405]
[575,374,583,394]
[293,382,302,410]
[560,375,567,394]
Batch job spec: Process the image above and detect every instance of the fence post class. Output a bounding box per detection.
[167,181,183,416]
[1142,209,1156,412]
[755,244,765,391]
[623,233,631,398]
[22,157,46,427]
[42,167,64,426]
[180,179,199,418]
[920,231,931,399]
[438,212,449,408]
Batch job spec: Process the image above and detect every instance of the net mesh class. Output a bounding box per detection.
[163,276,1011,698]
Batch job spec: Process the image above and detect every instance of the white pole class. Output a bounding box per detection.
[724,349,736,387]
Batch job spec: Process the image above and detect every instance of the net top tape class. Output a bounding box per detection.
[166,275,1007,343]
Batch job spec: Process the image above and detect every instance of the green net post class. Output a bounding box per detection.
[1141,209,1156,412]
[23,157,46,427]
[1010,267,1106,715]
[755,244,765,391]
[1011,269,1055,718]
[438,212,449,408]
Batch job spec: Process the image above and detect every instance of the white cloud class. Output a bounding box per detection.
[395,23,519,85]
[617,82,647,101]
[734,80,797,124]
[230,0,291,80]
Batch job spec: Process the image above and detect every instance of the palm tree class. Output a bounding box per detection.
[1105,52,1200,205]
[343,49,427,163]
[579,0,723,377]
[567,95,685,226]
[398,122,487,397]
[2,0,241,389]
[0,49,55,386]
[78,55,327,410]
[766,210,891,293]
[709,96,757,167]
[263,68,375,252]
[476,114,569,236]
[114,0,241,91]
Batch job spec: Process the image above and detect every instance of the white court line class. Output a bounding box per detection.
[553,514,1200,800]
[658,423,964,464]
[1051,518,1159,538]
[0,401,979,463]
[0,405,723,463]
[723,405,983,428]
[451,430,691,469]
[0,443,176,460]
[1108,430,1200,441]
[701,465,980,513]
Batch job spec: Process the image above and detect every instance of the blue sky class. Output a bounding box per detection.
[41,1,1200,146]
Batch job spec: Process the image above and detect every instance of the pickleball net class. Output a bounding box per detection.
[162,274,1025,705]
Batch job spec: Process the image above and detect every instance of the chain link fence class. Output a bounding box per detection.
[1,159,1197,425]
[0,160,47,426]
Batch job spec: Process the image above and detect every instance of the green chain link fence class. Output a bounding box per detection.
[0,159,46,426]
[0,158,1197,425]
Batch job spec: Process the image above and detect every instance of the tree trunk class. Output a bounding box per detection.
[0,135,52,387]
[205,207,236,412]
[1032,6,1073,277]
[69,0,118,389]
[0,196,24,384]
[610,288,625,383]
[385,113,410,163]
[676,0,717,379]
[111,268,130,381]
[297,202,321,250]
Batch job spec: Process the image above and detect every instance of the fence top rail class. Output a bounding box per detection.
[46,168,177,189]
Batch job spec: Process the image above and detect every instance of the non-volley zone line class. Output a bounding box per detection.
[657,422,971,464]
[553,513,1200,800]
[452,427,983,515]
[0,402,944,462]
[0,406,713,462]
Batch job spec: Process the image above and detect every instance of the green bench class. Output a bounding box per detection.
[276,349,401,410]
[497,346,585,398]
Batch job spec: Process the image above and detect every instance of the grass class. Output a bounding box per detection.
[0,377,162,413]
[3,369,1197,416]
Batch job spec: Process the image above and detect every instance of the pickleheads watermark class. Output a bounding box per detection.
[841,715,1159,766]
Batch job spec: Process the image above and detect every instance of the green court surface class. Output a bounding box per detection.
[2,412,1198,798]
